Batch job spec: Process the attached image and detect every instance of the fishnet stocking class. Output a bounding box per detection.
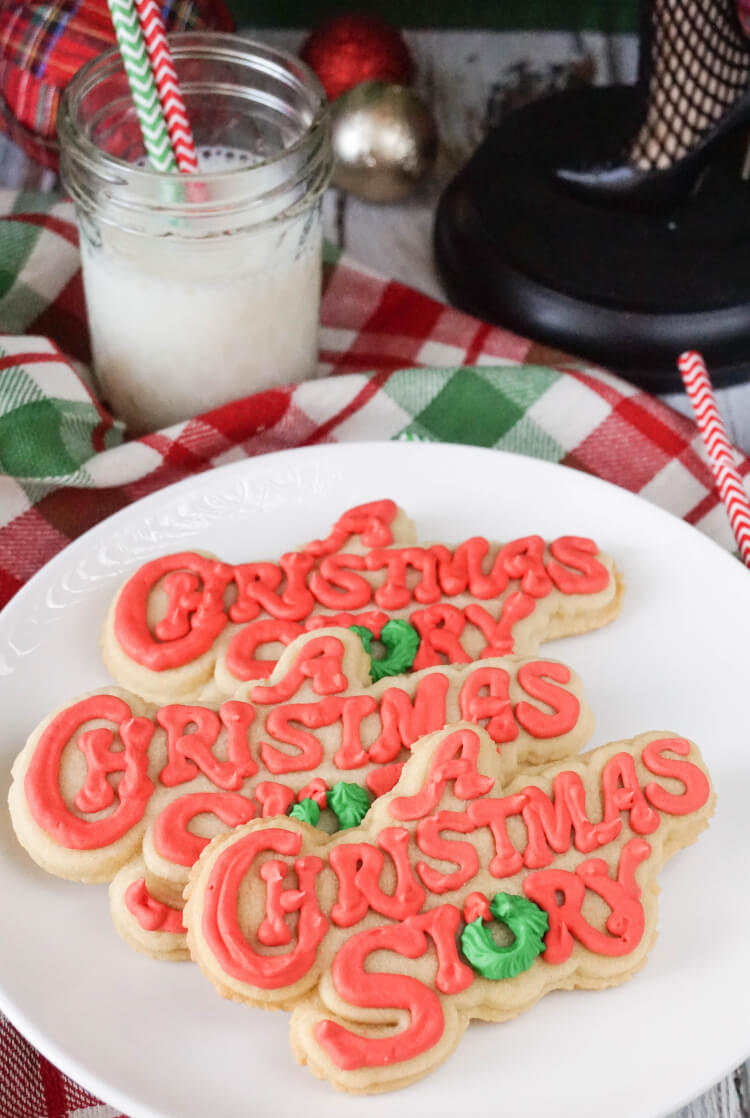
[630,0,750,169]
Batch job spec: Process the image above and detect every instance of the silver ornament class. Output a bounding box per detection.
[331,80,438,203]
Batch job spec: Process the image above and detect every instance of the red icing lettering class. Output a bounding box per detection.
[258,857,316,947]
[430,538,507,599]
[409,552,443,606]
[390,728,495,822]
[332,695,379,770]
[416,810,478,893]
[223,609,387,683]
[158,705,254,790]
[153,792,256,867]
[520,772,621,868]
[523,838,651,963]
[515,661,580,739]
[411,605,472,670]
[179,723,715,1085]
[330,827,425,926]
[368,674,450,764]
[201,827,327,988]
[230,552,315,623]
[225,619,304,681]
[76,722,148,814]
[409,906,474,994]
[258,693,382,775]
[314,919,446,1070]
[498,536,552,598]
[154,571,207,642]
[365,762,404,798]
[601,752,660,834]
[304,500,399,558]
[223,608,387,684]
[24,696,154,850]
[157,705,218,787]
[464,595,537,659]
[547,537,610,594]
[308,553,373,610]
[642,738,712,815]
[259,702,331,774]
[218,701,258,779]
[114,553,234,670]
[250,636,349,705]
[298,778,328,808]
[365,547,437,610]
[255,782,296,818]
[125,878,185,934]
[463,891,491,923]
[113,512,614,676]
[458,666,517,745]
[467,794,526,877]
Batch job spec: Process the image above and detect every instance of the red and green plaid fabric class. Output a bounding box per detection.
[0,0,234,167]
[0,186,748,1115]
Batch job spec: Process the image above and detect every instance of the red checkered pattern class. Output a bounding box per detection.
[0,1015,125,1118]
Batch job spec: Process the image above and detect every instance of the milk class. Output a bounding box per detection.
[79,148,323,434]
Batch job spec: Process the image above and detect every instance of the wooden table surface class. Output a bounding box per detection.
[1,24,750,1118]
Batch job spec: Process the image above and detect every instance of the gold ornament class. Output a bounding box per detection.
[331,80,439,203]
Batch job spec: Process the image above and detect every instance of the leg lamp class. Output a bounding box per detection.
[434,0,750,391]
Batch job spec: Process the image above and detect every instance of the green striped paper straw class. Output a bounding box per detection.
[106,0,178,173]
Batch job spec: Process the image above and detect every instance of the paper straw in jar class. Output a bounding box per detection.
[678,350,750,566]
[133,0,200,174]
[106,0,178,173]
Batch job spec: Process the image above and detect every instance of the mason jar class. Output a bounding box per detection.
[59,32,332,434]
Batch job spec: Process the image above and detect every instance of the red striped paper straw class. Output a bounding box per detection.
[678,350,750,566]
[134,0,199,173]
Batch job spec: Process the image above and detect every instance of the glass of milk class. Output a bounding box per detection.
[58,33,332,433]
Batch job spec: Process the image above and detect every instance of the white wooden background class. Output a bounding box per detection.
[1,26,750,1117]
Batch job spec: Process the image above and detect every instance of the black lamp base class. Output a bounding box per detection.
[434,85,750,392]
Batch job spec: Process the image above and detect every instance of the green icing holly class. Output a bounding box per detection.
[289,798,320,826]
[350,619,420,681]
[461,893,549,981]
[328,781,371,829]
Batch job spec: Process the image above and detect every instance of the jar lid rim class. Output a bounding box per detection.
[58,31,329,186]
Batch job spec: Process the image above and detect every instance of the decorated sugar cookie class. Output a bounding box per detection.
[184,724,715,1094]
[9,628,594,960]
[101,499,623,704]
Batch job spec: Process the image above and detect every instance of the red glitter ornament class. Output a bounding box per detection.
[300,13,414,102]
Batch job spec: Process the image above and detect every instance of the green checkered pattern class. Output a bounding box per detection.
[392,365,562,456]
[0,343,122,480]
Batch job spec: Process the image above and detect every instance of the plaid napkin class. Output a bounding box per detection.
[0,187,747,1117]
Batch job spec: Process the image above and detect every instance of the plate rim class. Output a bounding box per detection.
[1,440,748,1118]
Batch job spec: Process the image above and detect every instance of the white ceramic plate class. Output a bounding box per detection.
[1,441,749,1118]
